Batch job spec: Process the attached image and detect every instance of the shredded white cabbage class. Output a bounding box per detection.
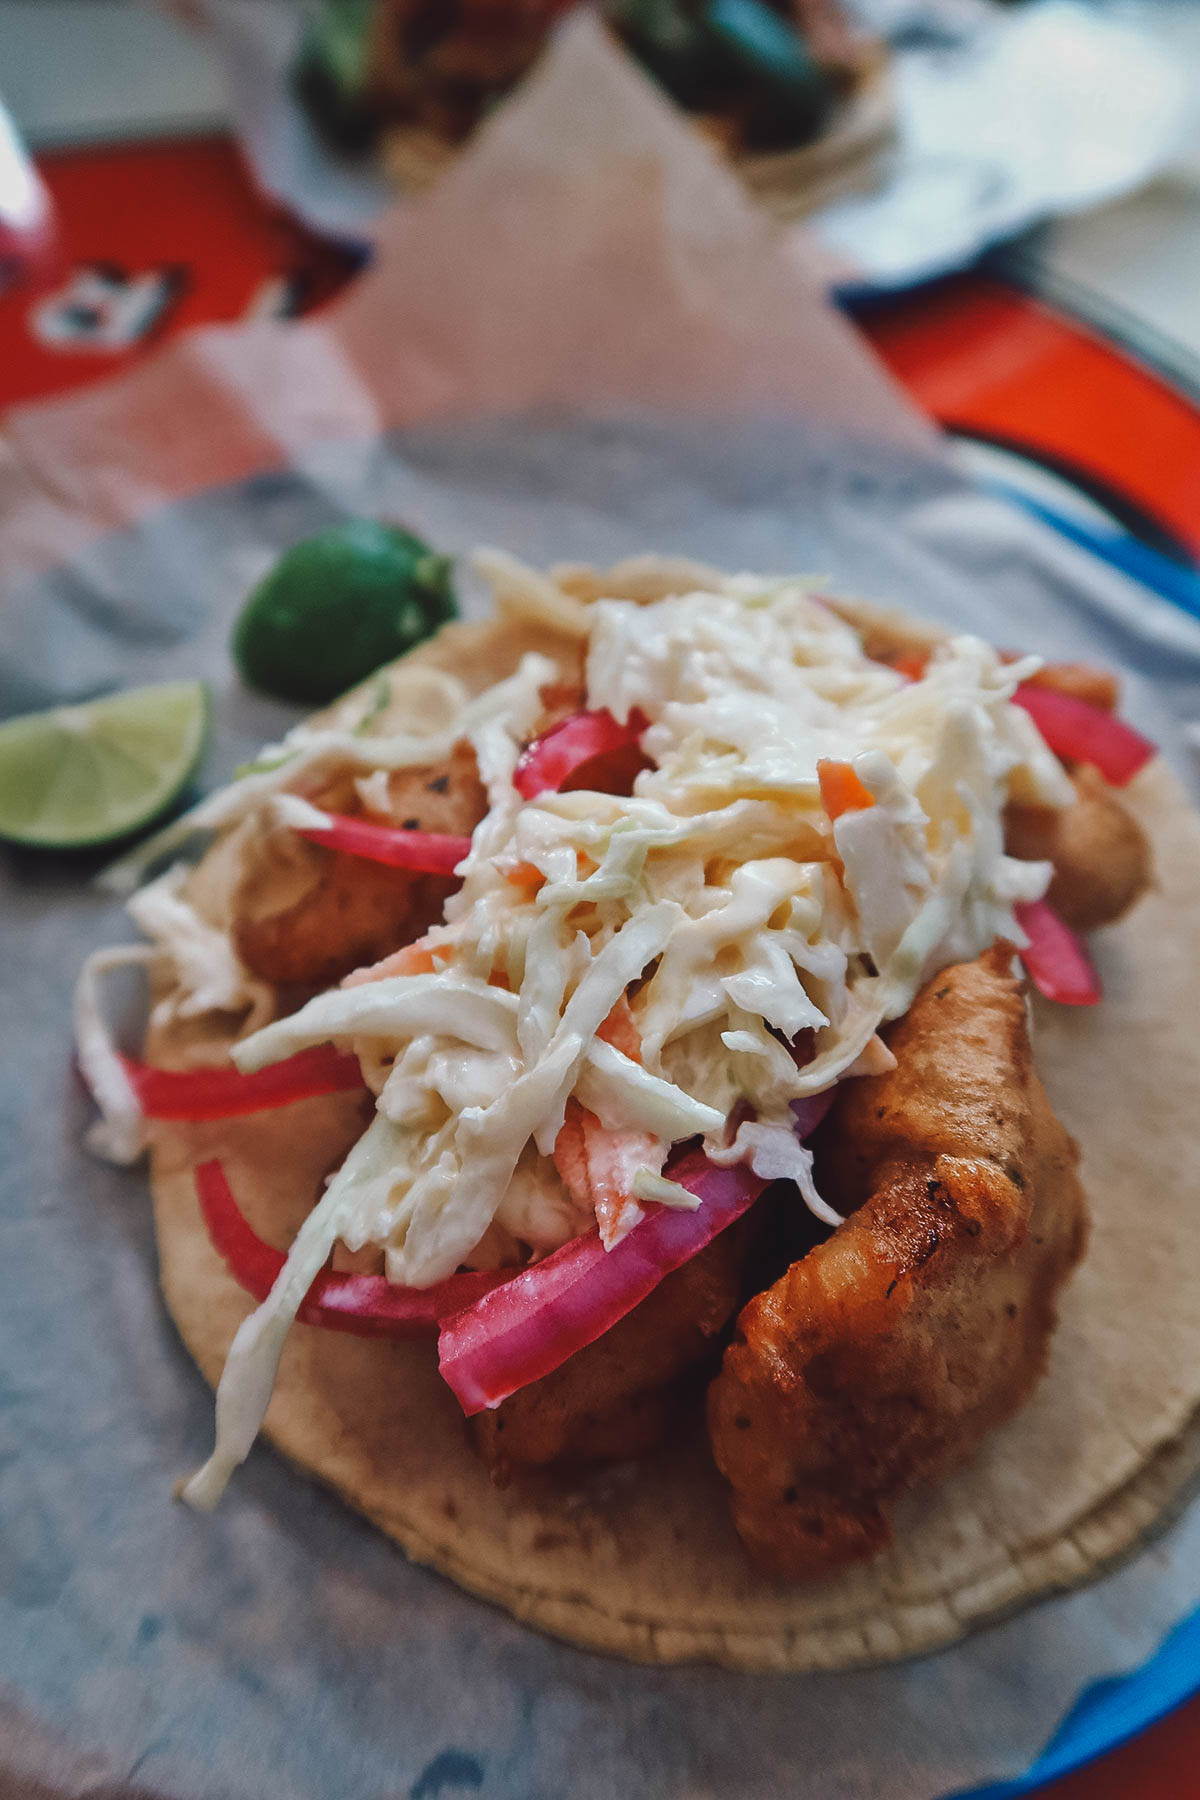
[222,572,1061,1286]
[629,1169,702,1210]
[708,1119,842,1229]
[128,865,274,1031]
[182,1112,406,1508]
[74,945,158,1164]
[76,861,276,1160]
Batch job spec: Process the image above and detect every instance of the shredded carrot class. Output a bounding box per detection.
[597,993,642,1062]
[341,938,438,988]
[891,651,928,683]
[504,860,545,891]
[818,759,875,821]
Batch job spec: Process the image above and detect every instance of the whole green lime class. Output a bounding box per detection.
[232,521,458,704]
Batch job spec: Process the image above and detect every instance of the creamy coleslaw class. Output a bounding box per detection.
[76,554,1073,1506]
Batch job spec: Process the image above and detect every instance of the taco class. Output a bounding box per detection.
[296,0,893,225]
[76,552,1200,1670]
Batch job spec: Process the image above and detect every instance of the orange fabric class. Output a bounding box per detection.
[0,137,351,411]
[863,272,1200,562]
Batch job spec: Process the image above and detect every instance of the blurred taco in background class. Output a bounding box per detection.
[296,0,893,218]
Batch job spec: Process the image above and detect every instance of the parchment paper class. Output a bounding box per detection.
[188,0,1198,291]
[3,17,1200,1798]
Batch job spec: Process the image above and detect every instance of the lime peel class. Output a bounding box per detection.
[231,521,458,706]
[0,680,209,850]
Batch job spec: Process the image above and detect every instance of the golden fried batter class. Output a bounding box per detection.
[233,742,487,989]
[1006,765,1152,932]
[474,1226,749,1481]
[707,947,1087,1579]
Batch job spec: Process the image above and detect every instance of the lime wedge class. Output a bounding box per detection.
[0,681,209,849]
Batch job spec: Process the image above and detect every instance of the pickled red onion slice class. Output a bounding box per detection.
[296,813,472,874]
[437,1151,766,1415]
[121,1045,365,1121]
[1013,685,1154,787]
[1015,899,1102,1006]
[514,709,648,801]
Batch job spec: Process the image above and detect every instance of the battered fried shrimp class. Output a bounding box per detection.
[362,738,490,835]
[708,948,1086,1579]
[474,1227,749,1481]
[1006,766,1152,932]
[232,742,487,990]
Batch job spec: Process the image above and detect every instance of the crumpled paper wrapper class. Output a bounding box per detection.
[3,17,1200,1799]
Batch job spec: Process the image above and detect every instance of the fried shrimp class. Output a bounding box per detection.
[707,947,1087,1579]
[473,1226,749,1481]
[1005,765,1152,932]
[232,742,487,989]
